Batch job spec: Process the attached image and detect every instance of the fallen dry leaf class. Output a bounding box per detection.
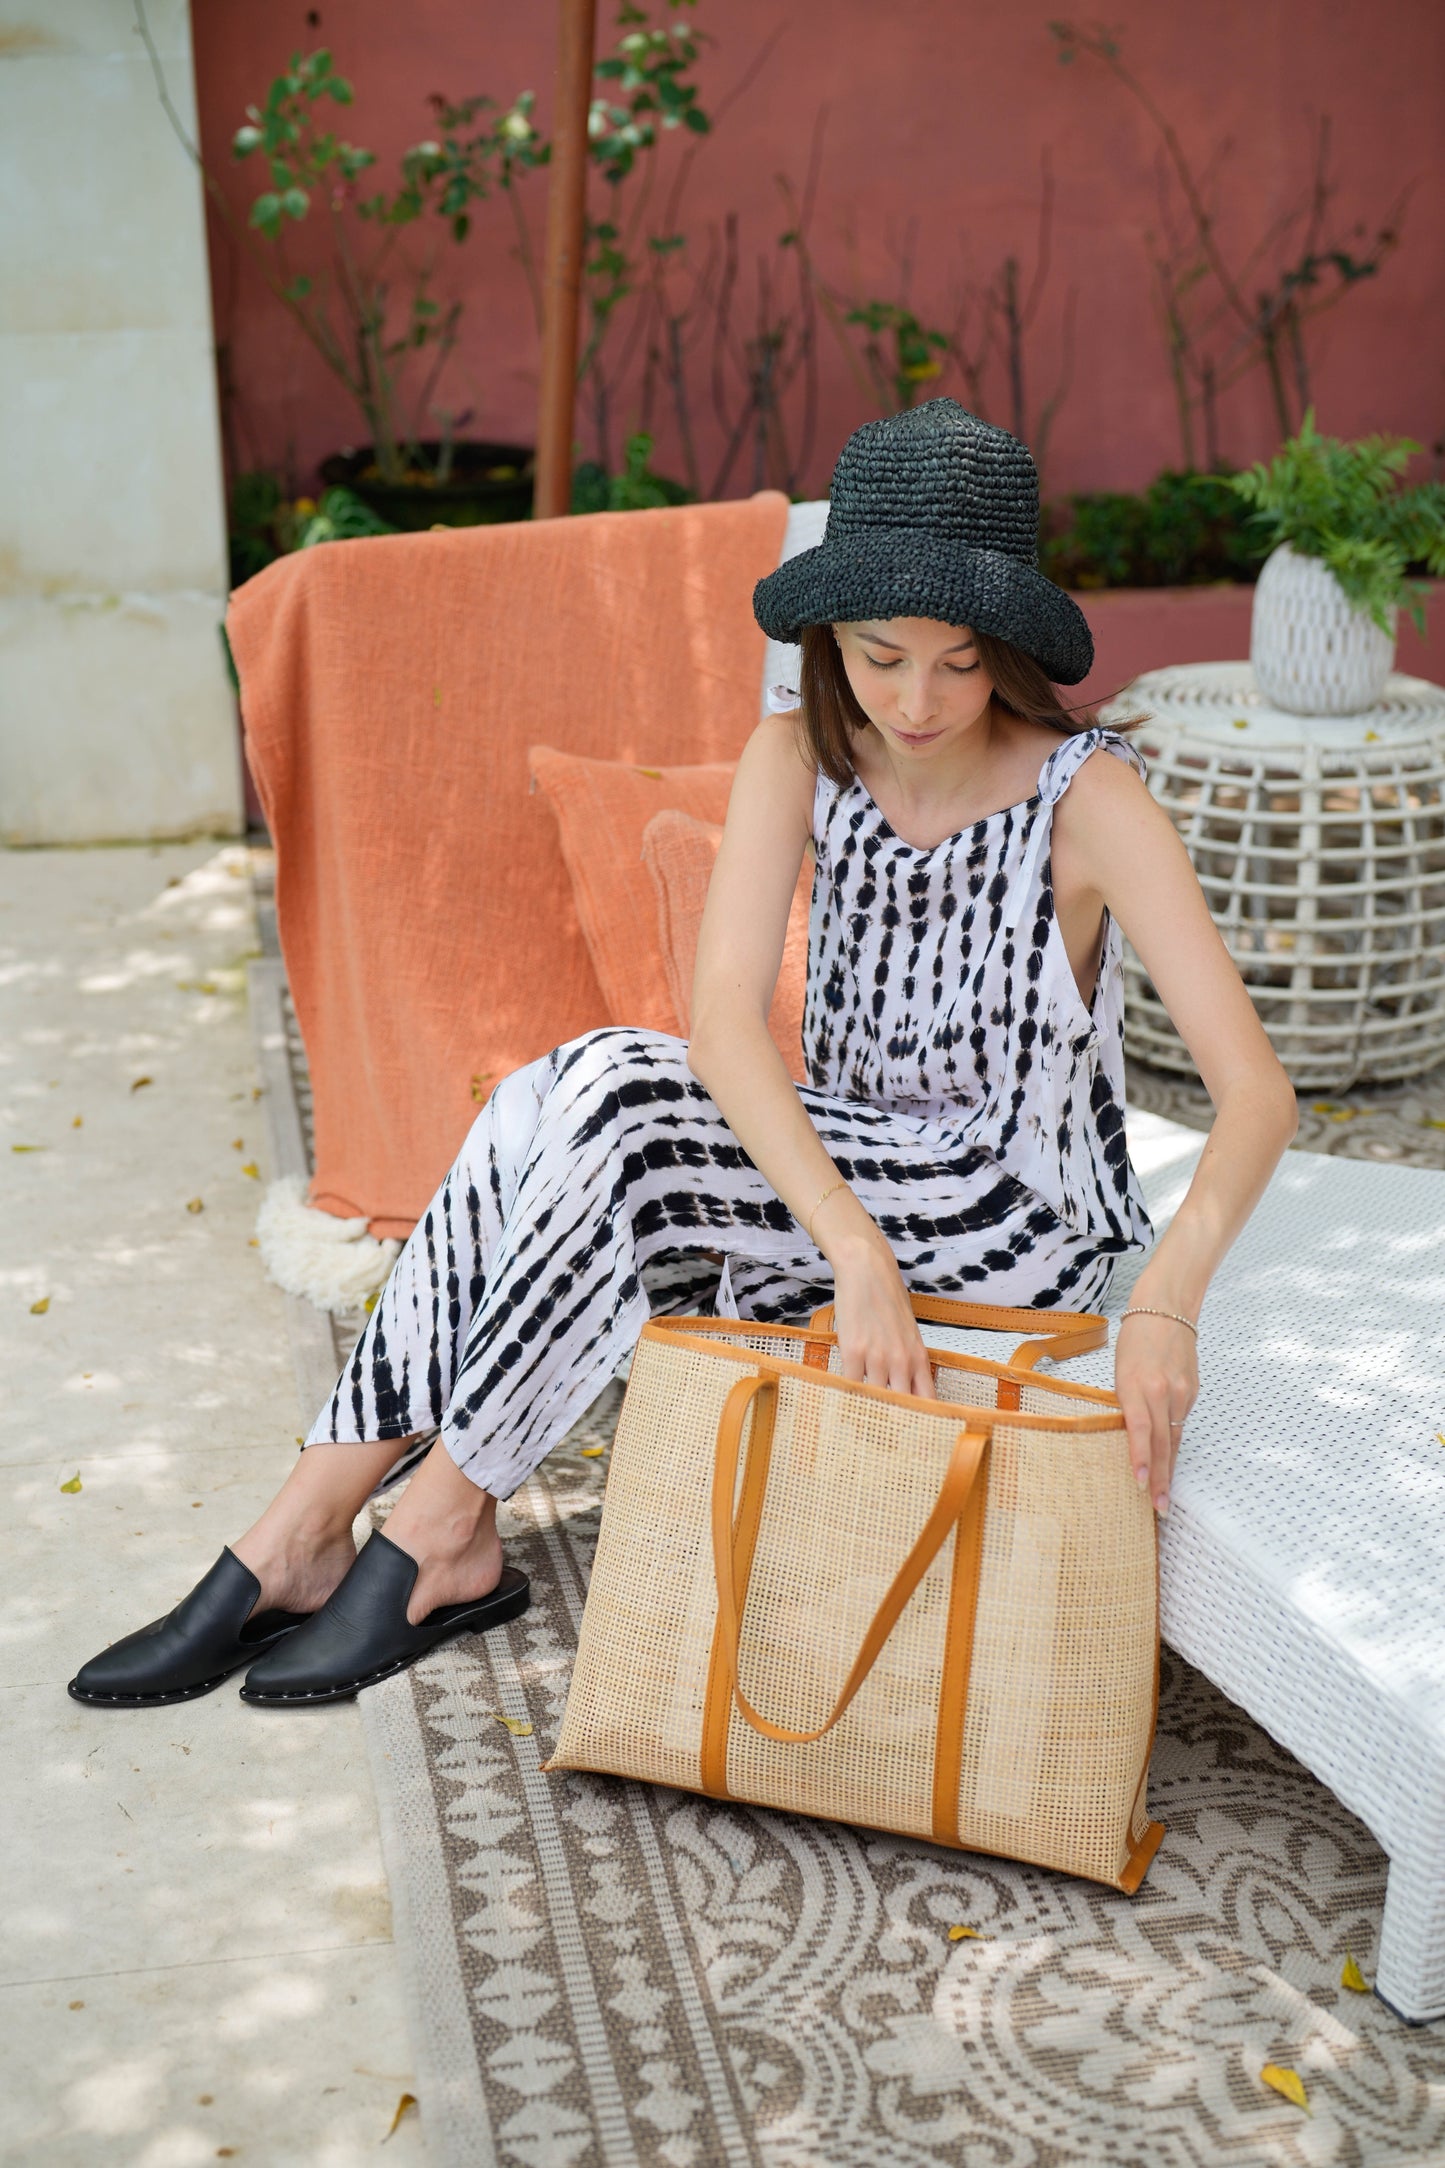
[635,765,664,778]
[30,1296,50,1315]
[1260,2064,1309,2114]
[240,1162,260,1180]
[185,1198,205,1214]
[947,1924,993,1942]
[11,1144,45,1153]
[130,1076,153,1093]
[579,1444,604,1458]
[72,1116,83,1129]
[231,1138,244,1151]
[1424,1117,1445,1131]
[248,1237,260,1248]
[1341,1952,1369,1993]
[363,1291,380,1314]
[1231,717,1249,730]
[68,2000,84,2011]
[60,1472,82,1494]
[250,1085,263,1100]
[383,2092,418,2142]
[495,1713,534,1737]
[470,1073,492,1103]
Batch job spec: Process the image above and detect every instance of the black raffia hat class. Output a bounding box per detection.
[752,398,1093,685]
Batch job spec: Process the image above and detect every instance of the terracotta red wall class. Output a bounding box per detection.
[192,1,1445,504]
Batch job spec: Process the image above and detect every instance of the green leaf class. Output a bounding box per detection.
[683,106,710,133]
[280,186,310,220]
[249,193,283,237]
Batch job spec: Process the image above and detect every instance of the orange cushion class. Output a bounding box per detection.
[529,747,737,1034]
[641,809,812,1082]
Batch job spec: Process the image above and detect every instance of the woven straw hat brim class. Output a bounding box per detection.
[753,528,1094,686]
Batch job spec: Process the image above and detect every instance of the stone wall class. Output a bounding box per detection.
[0,0,241,844]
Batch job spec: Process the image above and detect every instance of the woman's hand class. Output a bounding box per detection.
[829,1229,935,1398]
[1113,1312,1199,1516]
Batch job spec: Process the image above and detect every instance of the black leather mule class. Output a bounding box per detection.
[239,1531,530,1706]
[68,1549,309,1707]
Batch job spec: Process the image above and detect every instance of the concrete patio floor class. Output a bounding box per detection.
[2,842,425,2165]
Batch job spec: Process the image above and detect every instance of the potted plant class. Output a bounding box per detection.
[232,15,713,527]
[1227,413,1445,713]
[233,49,545,522]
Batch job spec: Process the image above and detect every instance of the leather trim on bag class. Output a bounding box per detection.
[699,1374,778,1798]
[931,1439,991,1845]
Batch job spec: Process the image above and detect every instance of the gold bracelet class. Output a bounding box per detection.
[807,1178,848,1245]
[1118,1306,1198,1336]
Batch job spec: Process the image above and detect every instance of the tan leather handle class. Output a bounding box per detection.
[711,1373,989,1746]
[806,1293,1106,1370]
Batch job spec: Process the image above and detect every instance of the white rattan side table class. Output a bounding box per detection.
[1101,662,1445,1089]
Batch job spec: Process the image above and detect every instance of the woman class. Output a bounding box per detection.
[70,400,1296,1710]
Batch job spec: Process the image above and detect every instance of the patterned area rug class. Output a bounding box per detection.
[362,1396,1445,2168]
[251,859,1445,2165]
[1126,1057,1445,1172]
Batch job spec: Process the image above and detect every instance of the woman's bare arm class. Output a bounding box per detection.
[1054,752,1299,1508]
[687,716,934,1395]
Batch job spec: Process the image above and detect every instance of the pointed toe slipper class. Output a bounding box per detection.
[239,1531,530,1706]
[68,1549,310,1708]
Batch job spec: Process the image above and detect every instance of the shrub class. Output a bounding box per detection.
[1042,471,1267,590]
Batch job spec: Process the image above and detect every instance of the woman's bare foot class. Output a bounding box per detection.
[233,1528,360,1618]
[381,1442,504,1625]
[232,1438,408,1616]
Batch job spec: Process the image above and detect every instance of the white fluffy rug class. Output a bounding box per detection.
[255,1175,401,1317]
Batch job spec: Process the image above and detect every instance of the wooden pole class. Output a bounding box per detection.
[532,0,597,519]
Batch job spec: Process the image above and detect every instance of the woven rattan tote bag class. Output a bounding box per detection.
[548,1302,1165,1893]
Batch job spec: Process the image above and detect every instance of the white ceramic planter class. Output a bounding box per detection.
[1250,542,1396,715]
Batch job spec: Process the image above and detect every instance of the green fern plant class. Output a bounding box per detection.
[1226,411,1445,634]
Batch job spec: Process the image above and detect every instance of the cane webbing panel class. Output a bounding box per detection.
[551,1321,1160,1889]
[1103,665,1445,1088]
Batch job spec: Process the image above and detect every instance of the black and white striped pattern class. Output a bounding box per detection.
[308,732,1150,1500]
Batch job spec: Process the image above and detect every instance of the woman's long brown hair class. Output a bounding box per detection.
[795,622,1109,787]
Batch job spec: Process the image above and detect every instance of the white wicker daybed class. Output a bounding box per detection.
[925,1110,1445,2025]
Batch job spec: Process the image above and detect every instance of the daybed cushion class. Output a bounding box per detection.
[640,808,812,1079]
[528,748,737,1035]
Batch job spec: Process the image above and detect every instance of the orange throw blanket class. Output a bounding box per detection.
[231,493,788,1236]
